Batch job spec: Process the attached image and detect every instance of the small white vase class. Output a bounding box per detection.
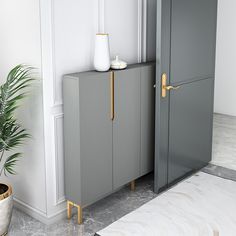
[111,56,127,70]
[94,33,111,72]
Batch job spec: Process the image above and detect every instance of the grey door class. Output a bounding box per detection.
[155,0,218,192]
[113,68,141,189]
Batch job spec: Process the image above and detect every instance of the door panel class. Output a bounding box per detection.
[154,0,172,192]
[113,68,141,189]
[79,74,113,205]
[171,0,218,84]
[168,79,214,183]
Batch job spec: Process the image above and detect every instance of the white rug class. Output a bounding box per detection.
[98,172,236,236]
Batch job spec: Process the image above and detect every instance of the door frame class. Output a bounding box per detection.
[154,0,171,193]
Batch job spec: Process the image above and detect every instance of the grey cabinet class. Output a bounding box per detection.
[63,62,155,223]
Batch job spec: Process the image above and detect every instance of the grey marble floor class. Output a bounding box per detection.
[9,113,236,236]
[203,163,236,182]
[9,175,157,236]
[211,113,236,170]
[9,165,236,236]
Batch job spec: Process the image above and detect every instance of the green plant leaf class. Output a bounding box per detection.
[0,64,35,176]
[3,153,21,175]
[0,65,35,118]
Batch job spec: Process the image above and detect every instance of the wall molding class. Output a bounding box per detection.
[40,0,65,219]
[54,113,66,206]
[142,0,147,62]
[137,0,148,63]
[138,0,143,63]
[98,0,105,33]
[14,197,67,225]
[51,103,63,115]
[51,0,60,106]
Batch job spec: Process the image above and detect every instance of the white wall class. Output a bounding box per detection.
[0,0,47,215]
[214,0,236,116]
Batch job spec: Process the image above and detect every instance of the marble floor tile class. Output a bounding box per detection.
[9,174,157,236]
[211,113,236,170]
[98,172,236,236]
[203,163,236,182]
[9,113,236,235]
[9,166,236,236]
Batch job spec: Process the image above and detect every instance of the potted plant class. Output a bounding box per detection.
[0,65,34,235]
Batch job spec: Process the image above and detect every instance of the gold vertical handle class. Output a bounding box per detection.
[161,73,168,98]
[110,71,114,120]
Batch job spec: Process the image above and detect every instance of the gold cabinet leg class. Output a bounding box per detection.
[130,180,135,191]
[76,204,83,224]
[67,201,73,219]
[67,201,83,224]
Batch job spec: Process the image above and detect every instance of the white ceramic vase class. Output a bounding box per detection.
[94,33,111,72]
[0,184,13,236]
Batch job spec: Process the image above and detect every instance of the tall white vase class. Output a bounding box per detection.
[94,33,111,72]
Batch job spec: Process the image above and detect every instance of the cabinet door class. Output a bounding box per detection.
[113,68,141,189]
[79,73,113,205]
[140,65,155,175]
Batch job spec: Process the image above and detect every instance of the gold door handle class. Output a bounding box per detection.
[164,85,180,91]
[110,71,114,120]
[161,73,180,98]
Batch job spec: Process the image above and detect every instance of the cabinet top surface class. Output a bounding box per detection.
[64,62,155,80]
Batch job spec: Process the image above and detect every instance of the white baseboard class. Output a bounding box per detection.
[14,197,67,225]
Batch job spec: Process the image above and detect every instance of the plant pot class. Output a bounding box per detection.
[0,183,13,236]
